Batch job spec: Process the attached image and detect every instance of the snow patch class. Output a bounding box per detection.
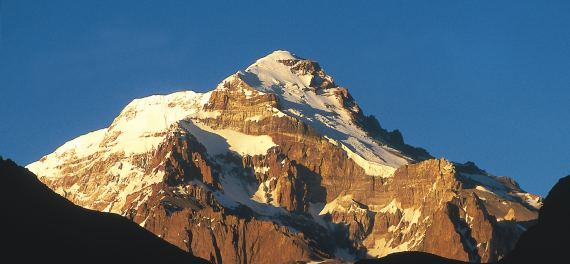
[319,194,368,215]
[245,115,263,122]
[475,185,493,193]
[211,164,286,218]
[251,177,277,205]
[27,129,107,178]
[254,166,270,174]
[326,136,396,177]
[181,120,277,156]
[460,173,506,191]
[512,192,542,209]
[379,199,401,214]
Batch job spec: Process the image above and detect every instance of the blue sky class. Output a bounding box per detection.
[1,0,568,196]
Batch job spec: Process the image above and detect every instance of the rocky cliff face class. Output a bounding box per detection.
[27,50,541,263]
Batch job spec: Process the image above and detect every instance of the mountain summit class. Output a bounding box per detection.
[27,51,540,263]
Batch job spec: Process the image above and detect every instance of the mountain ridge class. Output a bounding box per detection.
[26,50,540,263]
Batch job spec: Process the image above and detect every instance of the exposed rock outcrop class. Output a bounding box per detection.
[356,174,569,264]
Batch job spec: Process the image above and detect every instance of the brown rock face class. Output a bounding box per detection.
[345,159,535,262]
[130,183,323,264]
[27,51,540,263]
[421,205,470,261]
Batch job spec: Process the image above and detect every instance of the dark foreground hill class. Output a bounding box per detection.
[500,175,570,264]
[0,157,208,264]
[356,252,465,264]
[357,175,570,264]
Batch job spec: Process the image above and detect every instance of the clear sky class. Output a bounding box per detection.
[1,0,568,196]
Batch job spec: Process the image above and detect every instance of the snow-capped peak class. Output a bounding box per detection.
[255,50,300,62]
[239,51,411,175]
[243,50,319,90]
[207,50,411,176]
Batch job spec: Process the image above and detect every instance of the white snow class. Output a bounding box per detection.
[475,185,493,194]
[512,192,542,209]
[27,80,282,221]
[251,177,277,205]
[286,108,304,117]
[241,50,410,177]
[399,208,422,234]
[27,129,107,178]
[320,195,349,215]
[52,129,107,157]
[254,166,270,174]
[365,202,424,257]
[101,160,164,213]
[320,195,351,215]
[325,136,396,177]
[461,173,542,209]
[27,90,215,179]
[460,173,507,191]
[180,120,277,157]
[107,91,214,155]
[26,90,220,215]
[319,194,368,215]
[245,115,263,122]
[367,238,413,257]
[380,199,402,215]
[208,164,286,217]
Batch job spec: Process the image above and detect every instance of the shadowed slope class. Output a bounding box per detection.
[501,175,570,264]
[356,252,465,264]
[0,157,209,263]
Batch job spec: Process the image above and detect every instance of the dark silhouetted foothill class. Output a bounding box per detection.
[500,175,570,264]
[0,158,209,264]
[356,252,465,264]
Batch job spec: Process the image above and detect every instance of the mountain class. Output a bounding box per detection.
[0,157,209,263]
[356,174,570,264]
[27,50,541,263]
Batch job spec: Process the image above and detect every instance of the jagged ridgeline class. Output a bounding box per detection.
[27,51,541,263]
